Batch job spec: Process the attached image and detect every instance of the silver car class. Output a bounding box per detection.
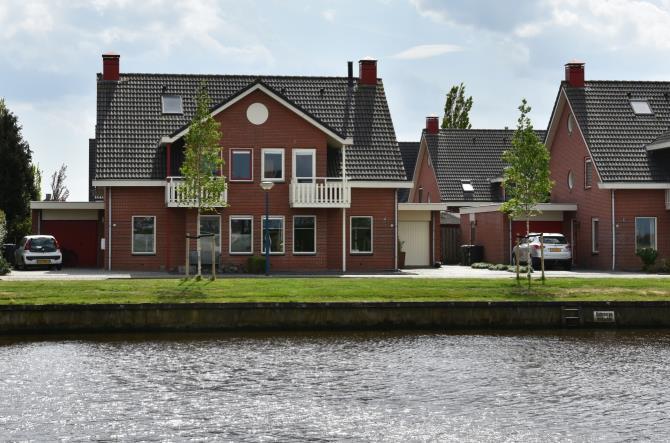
[14,235,63,270]
[512,233,572,270]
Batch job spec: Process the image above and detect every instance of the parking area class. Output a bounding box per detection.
[2,264,668,281]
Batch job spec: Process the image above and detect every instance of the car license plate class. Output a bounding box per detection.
[550,248,561,252]
[37,259,50,264]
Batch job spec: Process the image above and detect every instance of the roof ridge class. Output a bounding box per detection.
[98,72,355,80]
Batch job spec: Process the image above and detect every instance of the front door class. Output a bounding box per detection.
[198,215,221,265]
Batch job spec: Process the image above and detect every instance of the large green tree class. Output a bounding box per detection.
[442,83,473,129]
[501,99,553,286]
[180,85,227,276]
[0,99,37,242]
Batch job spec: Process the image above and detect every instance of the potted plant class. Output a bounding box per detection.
[398,239,406,269]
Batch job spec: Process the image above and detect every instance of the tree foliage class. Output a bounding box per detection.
[50,163,70,201]
[500,99,553,285]
[32,164,42,201]
[180,84,227,213]
[442,83,473,129]
[0,99,37,242]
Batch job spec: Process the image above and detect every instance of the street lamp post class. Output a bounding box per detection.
[260,181,275,276]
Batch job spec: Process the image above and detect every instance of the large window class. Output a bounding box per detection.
[262,148,284,181]
[636,217,657,251]
[230,149,252,181]
[293,216,316,254]
[199,215,221,258]
[292,149,315,183]
[132,216,155,255]
[584,158,593,189]
[350,216,373,254]
[591,217,599,254]
[229,216,253,254]
[262,216,285,254]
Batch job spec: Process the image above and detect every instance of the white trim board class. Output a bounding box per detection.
[30,201,104,210]
[161,83,348,145]
[459,203,578,215]
[398,203,447,211]
[598,182,670,189]
[349,181,413,188]
[92,180,166,187]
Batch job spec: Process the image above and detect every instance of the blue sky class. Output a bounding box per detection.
[3,0,670,201]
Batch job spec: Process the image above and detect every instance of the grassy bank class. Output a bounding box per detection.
[1,277,670,305]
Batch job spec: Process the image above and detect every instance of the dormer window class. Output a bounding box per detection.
[630,100,652,115]
[162,95,183,114]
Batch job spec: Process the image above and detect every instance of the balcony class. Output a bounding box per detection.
[166,176,227,208]
[290,177,351,208]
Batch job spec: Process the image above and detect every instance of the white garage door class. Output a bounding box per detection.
[399,221,430,266]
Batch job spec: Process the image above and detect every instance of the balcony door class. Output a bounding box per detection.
[293,149,315,183]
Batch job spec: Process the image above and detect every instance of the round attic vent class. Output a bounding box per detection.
[246,103,269,125]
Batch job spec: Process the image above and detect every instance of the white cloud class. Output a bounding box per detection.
[321,8,336,22]
[392,43,462,60]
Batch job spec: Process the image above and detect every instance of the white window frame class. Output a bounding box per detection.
[635,217,657,251]
[292,148,316,182]
[261,148,285,182]
[198,214,221,255]
[293,215,317,255]
[591,217,599,254]
[131,215,156,255]
[229,215,254,255]
[229,149,253,182]
[261,215,285,254]
[584,158,593,189]
[161,95,183,114]
[350,216,373,254]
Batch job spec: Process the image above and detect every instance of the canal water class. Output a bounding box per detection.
[1,330,669,441]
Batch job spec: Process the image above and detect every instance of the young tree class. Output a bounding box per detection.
[32,164,42,201]
[442,83,473,129]
[501,99,553,287]
[50,163,70,201]
[180,84,227,276]
[0,99,37,242]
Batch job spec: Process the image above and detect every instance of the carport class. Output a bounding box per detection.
[30,201,104,268]
[459,203,578,264]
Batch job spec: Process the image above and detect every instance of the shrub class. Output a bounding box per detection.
[507,265,533,273]
[636,248,658,272]
[246,256,266,274]
[471,262,492,269]
[0,256,9,275]
[488,263,508,271]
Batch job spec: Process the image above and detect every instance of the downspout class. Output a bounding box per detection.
[342,208,347,273]
[431,211,435,265]
[108,187,112,271]
[394,189,398,270]
[610,189,616,271]
[508,214,513,264]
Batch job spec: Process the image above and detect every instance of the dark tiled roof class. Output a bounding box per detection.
[95,74,406,181]
[564,81,670,182]
[398,141,419,202]
[425,129,546,202]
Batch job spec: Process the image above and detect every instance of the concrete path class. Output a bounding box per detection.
[1,265,668,281]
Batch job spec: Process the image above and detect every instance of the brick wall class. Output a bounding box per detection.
[549,103,613,269]
[411,140,441,203]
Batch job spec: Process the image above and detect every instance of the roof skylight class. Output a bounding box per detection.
[162,95,183,114]
[461,181,474,192]
[630,100,653,115]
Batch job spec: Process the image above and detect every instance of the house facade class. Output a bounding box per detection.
[86,54,409,272]
[545,61,670,270]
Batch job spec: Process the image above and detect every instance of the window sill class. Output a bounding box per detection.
[229,252,253,256]
[230,179,254,183]
[350,252,373,255]
[132,253,156,256]
[293,252,317,255]
[262,178,285,183]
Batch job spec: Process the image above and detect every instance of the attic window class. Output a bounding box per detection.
[162,95,183,114]
[630,100,652,115]
[461,181,474,192]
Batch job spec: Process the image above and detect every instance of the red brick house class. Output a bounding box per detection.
[83,54,409,272]
[545,61,670,270]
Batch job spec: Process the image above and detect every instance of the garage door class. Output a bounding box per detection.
[41,220,98,267]
[399,221,430,266]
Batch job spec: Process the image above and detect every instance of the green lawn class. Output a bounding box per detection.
[1,277,670,305]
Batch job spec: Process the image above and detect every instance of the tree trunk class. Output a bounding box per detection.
[526,216,531,290]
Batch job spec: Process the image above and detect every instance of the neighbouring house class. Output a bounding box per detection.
[33,53,412,272]
[545,61,670,270]
[405,116,572,265]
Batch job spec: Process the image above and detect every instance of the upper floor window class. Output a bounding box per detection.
[161,95,183,114]
[230,149,252,181]
[630,100,653,115]
[567,170,574,190]
[584,158,593,189]
[293,149,315,183]
[567,114,574,135]
[262,148,285,182]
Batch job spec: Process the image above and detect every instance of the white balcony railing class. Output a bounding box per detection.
[290,177,351,208]
[166,176,227,208]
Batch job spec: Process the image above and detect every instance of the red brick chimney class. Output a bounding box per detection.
[358,58,377,86]
[426,116,439,134]
[102,53,120,81]
[565,60,585,88]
